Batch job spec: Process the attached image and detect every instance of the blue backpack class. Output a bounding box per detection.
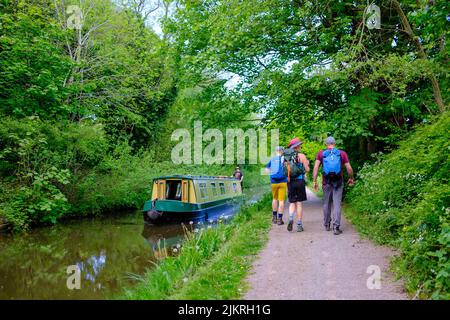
[323,148,341,181]
[270,156,285,180]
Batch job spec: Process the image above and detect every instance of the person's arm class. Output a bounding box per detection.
[313,160,321,191]
[341,151,354,185]
[264,160,271,174]
[299,154,310,172]
[345,162,354,185]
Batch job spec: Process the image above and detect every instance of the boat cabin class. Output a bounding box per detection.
[151,175,242,203]
[143,175,243,223]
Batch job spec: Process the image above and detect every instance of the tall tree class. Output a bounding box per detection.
[166,0,449,162]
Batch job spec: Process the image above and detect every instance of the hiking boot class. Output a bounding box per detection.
[296,224,304,232]
[272,216,277,224]
[277,217,284,225]
[333,226,342,235]
[287,220,293,231]
[325,224,331,231]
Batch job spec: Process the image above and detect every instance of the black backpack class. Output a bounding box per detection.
[282,149,305,182]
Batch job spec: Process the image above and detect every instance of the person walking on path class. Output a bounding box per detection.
[313,136,354,235]
[265,146,288,225]
[284,138,310,232]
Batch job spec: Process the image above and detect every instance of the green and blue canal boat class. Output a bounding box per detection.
[143,175,244,224]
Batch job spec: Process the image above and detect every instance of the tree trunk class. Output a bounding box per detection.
[359,137,367,160]
[391,0,446,113]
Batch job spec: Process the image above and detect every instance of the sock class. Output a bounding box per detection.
[297,220,302,225]
[288,212,294,222]
[277,213,283,219]
[272,211,277,217]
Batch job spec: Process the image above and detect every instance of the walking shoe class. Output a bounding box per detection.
[325,224,331,231]
[287,220,293,231]
[277,217,284,225]
[296,224,304,232]
[333,226,342,235]
[272,216,277,224]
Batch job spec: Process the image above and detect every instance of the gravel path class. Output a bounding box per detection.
[244,188,407,300]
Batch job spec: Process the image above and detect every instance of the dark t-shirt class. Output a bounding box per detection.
[316,149,349,185]
[233,170,243,180]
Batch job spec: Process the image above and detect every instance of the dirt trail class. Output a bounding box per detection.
[244,188,407,300]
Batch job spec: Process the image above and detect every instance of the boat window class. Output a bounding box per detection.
[210,183,218,196]
[232,182,237,193]
[166,180,182,200]
[176,184,181,198]
[219,182,226,195]
[199,183,208,198]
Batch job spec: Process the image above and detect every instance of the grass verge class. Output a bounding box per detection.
[345,113,449,300]
[121,193,272,299]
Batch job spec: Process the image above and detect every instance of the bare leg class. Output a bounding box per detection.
[296,201,303,222]
[287,201,296,231]
[278,200,285,214]
[272,199,278,212]
[289,202,296,220]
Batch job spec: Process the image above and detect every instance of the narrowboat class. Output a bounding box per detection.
[143,175,244,224]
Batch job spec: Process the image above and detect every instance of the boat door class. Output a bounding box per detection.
[182,180,189,202]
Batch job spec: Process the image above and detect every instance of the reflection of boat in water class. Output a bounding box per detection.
[142,175,243,224]
[141,213,236,259]
[141,224,186,252]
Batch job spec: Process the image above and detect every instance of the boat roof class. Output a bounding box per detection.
[154,175,238,181]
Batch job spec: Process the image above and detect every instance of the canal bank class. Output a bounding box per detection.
[122,192,272,299]
[0,182,270,299]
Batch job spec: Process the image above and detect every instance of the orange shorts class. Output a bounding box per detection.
[271,182,287,201]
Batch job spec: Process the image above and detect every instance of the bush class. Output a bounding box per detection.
[347,112,450,299]
[0,117,107,230]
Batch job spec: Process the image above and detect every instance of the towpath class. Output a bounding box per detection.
[244,188,407,300]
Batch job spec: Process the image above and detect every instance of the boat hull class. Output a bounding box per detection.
[143,197,243,224]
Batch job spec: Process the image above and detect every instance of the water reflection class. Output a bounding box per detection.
[0,211,241,299]
[0,184,269,299]
[76,250,107,285]
[0,213,155,299]
[142,224,185,252]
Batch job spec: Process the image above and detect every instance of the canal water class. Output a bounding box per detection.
[0,185,270,299]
